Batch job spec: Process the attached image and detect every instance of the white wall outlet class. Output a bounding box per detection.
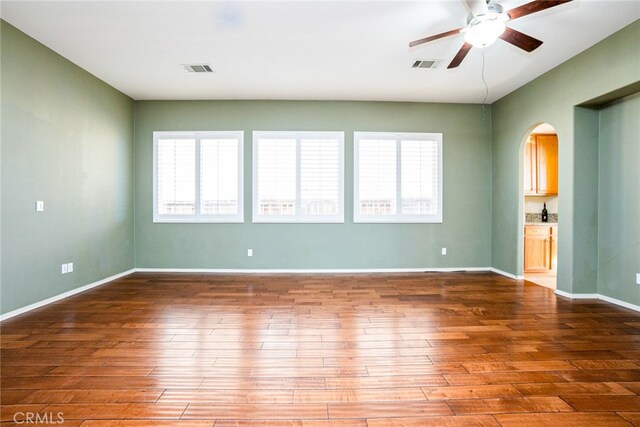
[67,262,74,273]
[61,264,68,274]
[636,273,640,285]
[247,249,253,257]
[441,248,447,255]
[36,201,44,212]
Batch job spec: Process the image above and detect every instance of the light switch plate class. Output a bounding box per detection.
[247,249,253,257]
[441,248,447,255]
[36,201,44,212]
[61,264,68,274]
[67,263,74,273]
[636,273,640,285]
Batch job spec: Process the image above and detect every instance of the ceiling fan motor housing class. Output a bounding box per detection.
[469,2,508,22]
[486,2,505,16]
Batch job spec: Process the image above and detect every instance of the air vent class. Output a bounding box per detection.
[183,64,214,73]
[412,60,439,69]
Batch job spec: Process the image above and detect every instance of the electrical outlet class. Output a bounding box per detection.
[67,262,74,273]
[441,248,447,255]
[61,264,68,274]
[247,249,253,257]
[36,201,44,212]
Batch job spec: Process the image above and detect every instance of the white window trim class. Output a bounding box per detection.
[153,131,244,223]
[353,131,443,224]
[252,131,345,224]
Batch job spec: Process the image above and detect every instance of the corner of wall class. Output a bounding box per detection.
[571,106,599,294]
[132,100,138,269]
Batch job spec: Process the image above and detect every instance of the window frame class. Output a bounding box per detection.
[252,131,345,224]
[353,131,443,224]
[153,130,244,223]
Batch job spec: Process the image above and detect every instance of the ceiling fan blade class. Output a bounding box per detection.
[506,0,573,21]
[448,43,473,69]
[499,27,543,52]
[409,28,463,48]
[464,0,489,17]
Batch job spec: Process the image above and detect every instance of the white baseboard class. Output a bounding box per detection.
[554,289,599,299]
[134,267,493,274]
[0,269,135,322]
[490,268,524,280]
[597,294,640,312]
[555,289,640,313]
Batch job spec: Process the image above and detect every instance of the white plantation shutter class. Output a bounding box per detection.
[256,138,297,216]
[300,139,340,216]
[200,139,239,215]
[153,132,243,222]
[357,139,397,216]
[401,140,439,216]
[253,132,344,222]
[354,132,442,223]
[157,138,196,215]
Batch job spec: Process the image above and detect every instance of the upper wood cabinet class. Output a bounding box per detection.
[524,138,537,194]
[536,135,558,195]
[524,133,558,196]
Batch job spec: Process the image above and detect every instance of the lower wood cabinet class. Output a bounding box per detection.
[550,225,558,271]
[524,225,558,273]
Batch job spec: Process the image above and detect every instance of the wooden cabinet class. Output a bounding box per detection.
[524,234,549,272]
[550,225,558,271]
[524,134,558,196]
[524,225,558,273]
[536,135,558,195]
[524,138,537,194]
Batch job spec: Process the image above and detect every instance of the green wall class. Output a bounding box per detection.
[2,16,639,316]
[1,21,135,314]
[491,20,640,296]
[597,93,640,306]
[134,101,492,269]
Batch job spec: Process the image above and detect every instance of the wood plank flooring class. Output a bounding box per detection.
[1,271,640,426]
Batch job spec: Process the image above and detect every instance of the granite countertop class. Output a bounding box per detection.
[525,213,558,225]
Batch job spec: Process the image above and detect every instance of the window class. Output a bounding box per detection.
[253,131,344,223]
[153,131,243,223]
[354,132,442,223]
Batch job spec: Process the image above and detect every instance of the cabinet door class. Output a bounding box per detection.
[550,226,558,271]
[524,235,550,272]
[524,138,537,195]
[536,134,558,195]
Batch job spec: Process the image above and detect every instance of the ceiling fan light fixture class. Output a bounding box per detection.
[463,14,507,48]
[409,0,573,68]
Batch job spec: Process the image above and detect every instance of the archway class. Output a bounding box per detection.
[518,123,559,289]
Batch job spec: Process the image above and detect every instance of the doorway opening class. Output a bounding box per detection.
[522,123,558,289]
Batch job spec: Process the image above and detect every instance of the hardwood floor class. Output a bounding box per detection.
[1,271,639,426]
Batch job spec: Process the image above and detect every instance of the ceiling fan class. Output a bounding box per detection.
[409,0,573,69]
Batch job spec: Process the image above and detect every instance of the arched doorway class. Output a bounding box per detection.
[521,123,559,289]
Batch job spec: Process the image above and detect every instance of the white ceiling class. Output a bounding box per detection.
[2,1,638,103]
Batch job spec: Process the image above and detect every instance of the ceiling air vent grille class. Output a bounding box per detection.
[412,60,439,69]
[183,64,214,73]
